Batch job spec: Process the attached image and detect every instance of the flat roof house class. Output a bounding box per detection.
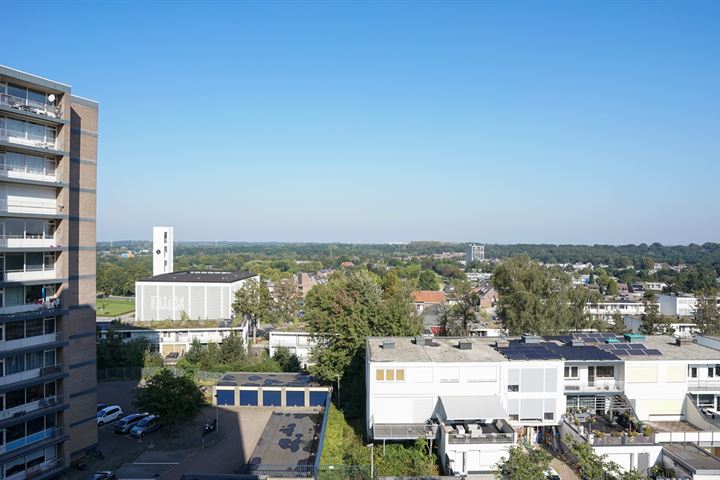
[366,333,720,476]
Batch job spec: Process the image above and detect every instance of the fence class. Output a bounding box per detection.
[245,464,372,480]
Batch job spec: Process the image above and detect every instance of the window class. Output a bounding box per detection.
[595,366,615,378]
[544,412,554,421]
[375,369,384,381]
[509,414,519,421]
[386,369,395,381]
[395,369,405,381]
[564,366,579,379]
[716,366,720,377]
[690,367,698,378]
[375,368,404,382]
[710,368,715,378]
[508,385,519,392]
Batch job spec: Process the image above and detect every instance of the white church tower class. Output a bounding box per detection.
[153,226,174,276]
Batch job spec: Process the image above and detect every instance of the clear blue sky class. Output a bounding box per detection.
[4,1,719,244]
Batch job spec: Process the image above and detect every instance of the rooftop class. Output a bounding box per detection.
[663,443,720,474]
[217,372,324,388]
[139,270,257,284]
[412,290,446,304]
[368,334,720,363]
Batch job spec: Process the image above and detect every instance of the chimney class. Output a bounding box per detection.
[522,334,541,344]
[458,340,472,350]
[382,340,395,350]
[415,336,427,346]
[676,338,693,347]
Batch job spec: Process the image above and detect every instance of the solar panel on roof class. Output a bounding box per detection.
[627,350,646,356]
[644,349,662,356]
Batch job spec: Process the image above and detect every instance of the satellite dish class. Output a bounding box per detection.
[47,94,56,102]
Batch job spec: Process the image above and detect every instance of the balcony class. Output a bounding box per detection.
[7,458,65,480]
[0,164,61,184]
[0,363,63,388]
[0,235,61,249]
[0,93,62,119]
[0,300,62,319]
[0,129,59,152]
[0,199,64,217]
[0,395,64,422]
[564,380,623,392]
[447,432,515,444]
[0,427,63,455]
[3,268,60,283]
[373,422,439,440]
[1,332,63,352]
[688,379,720,391]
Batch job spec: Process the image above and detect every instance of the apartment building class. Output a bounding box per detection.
[0,66,98,478]
[585,300,649,321]
[465,243,485,265]
[268,330,316,369]
[366,334,720,477]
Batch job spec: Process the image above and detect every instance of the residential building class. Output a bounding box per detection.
[0,66,98,478]
[366,334,720,477]
[585,301,649,321]
[465,243,484,265]
[624,316,701,339]
[134,270,258,321]
[658,294,720,317]
[645,282,668,292]
[152,226,173,276]
[97,319,249,357]
[295,272,317,297]
[411,290,445,315]
[268,330,316,369]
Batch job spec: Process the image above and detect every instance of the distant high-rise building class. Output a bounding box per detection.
[153,226,173,276]
[465,243,485,264]
[0,65,98,476]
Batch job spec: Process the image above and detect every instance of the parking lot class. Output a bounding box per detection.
[63,381,274,480]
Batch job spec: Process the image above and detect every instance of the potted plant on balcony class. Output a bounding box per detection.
[642,425,654,437]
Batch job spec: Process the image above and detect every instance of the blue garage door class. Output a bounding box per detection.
[263,390,281,407]
[216,390,235,406]
[309,391,327,407]
[239,390,259,406]
[286,390,305,407]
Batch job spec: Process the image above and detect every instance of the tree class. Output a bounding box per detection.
[492,255,600,335]
[232,279,271,346]
[565,435,618,480]
[218,332,246,365]
[493,445,551,480]
[440,280,480,336]
[694,289,720,335]
[640,291,674,335]
[417,270,440,290]
[610,312,626,334]
[306,270,420,383]
[272,346,302,372]
[270,278,302,325]
[133,369,204,427]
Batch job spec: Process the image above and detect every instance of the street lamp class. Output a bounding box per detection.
[365,443,374,479]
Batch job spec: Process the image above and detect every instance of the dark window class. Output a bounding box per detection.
[26,253,43,271]
[6,388,26,408]
[596,366,615,378]
[6,423,26,442]
[5,253,24,272]
[691,367,698,378]
[709,368,715,378]
[27,417,45,435]
[26,319,43,337]
[45,381,56,397]
[27,384,44,403]
[508,385,519,392]
[5,321,25,340]
[544,412,554,421]
[44,318,55,334]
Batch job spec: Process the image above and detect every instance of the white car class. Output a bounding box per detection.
[97,405,123,426]
[545,467,561,480]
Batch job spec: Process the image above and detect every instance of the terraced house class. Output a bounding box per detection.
[0,66,98,479]
[367,333,720,478]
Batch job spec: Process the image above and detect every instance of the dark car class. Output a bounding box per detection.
[90,472,115,480]
[114,413,149,434]
[130,414,161,438]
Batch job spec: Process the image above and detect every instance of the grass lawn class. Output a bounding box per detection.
[97,298,135,317]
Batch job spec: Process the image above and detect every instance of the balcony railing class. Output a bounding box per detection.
[2,268,60,283]
[0,300,62,318]
[0,164,60,183]
[590,433,654,446]
[12,457,65,480]
[373,423,439,439]
[1,332,63,351]
[0,235,60,249]
[0,93,62,119]
[448,432,515,444]
[0,395,64,421]
[564,381,623,392]
[0,363,63,387]
[0,199,64,216]
[688,379,720,391]
[0,128,58,151]
[0,427,63,454]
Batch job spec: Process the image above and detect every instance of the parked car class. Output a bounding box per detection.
[90,472,116,480]
[90,472,115,480]
[165,352,180,364]
[97,405,123,426]
[130,415,161,438]
[97,403,107,412]
[545,467,561,480]
[114,413,149,434]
